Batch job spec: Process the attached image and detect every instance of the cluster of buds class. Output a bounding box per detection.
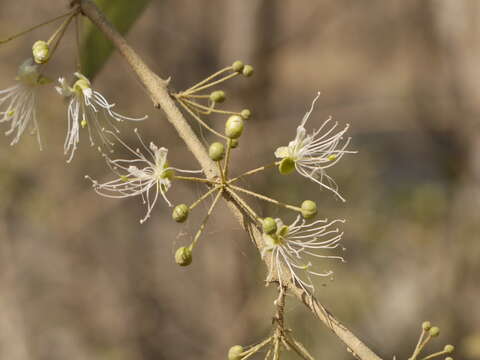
[172,60,253,141]
[164,64,353,293]
[227,289,315,360]
[408,321,455,360]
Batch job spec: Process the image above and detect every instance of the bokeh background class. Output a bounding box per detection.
[0,1,479,359]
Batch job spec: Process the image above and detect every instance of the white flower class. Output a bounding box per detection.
[262,216,345,292]
[86,129,201,224]
[275,92,354,201]
[0,59,48,147]
[56,72,147,162]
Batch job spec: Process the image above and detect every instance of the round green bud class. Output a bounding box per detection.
[175,246,192,266]
[278,157,295,175]
[445,357,453,360]
[301,200,317,219]
[32,40,50,64]
[242,65,254,77]
[209,142,225,161]
[262,217,277,235]
[230,139,239,149]
[210,90,226,103]
[422,321,432,331]
[228,345,244,360]
[172,204,189,223]
[225,115,244,139]
[240,109,251,120]
[232,60,244,73]
[429,327,440,337]
[444,345,455,353]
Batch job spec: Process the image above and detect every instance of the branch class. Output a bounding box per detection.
[74,1,383,360]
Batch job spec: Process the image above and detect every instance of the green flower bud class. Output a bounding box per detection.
[422,321,432,331]
[445,357,453,360]
[209,142,225,161]
[262,217,277,235]
[232,60,244,73]
[429,327,440,337]
[175,246,192,266]
[228,345,244,360]
[278,157,295,175]
[32,40,50,64]
[225,115,244,139]
[242,65,254,77]
[240,109,251,120]
[210,90,226,103]
[230,139,239,149]
[172,204,189,223]
[301,200,317,219]
[444,345,455,353]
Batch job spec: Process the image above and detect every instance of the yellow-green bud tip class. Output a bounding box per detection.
[301,200,317,219]
[209,142,225,161]
[444,345,454,353]
[262,217,277,235]
[230,139,239,149]
[228,345,244,360]
[429,327,440,337]
[232,60,244,73]
[175,246,192,266]
[445,357,453,360]
[172,204,189,223]
[32,40,50,64]
[242,65,254,77]
[422,321,432,331]
[240,109,251,120]
[225,115,244,139]
[278,157,295,175]
[210,90,226,103]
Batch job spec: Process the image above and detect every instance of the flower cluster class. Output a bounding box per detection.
[0,8,146,161]
[0,7,354,296]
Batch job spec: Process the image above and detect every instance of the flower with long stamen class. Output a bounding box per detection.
[56,72,147,162]
[274,92,354,201]
[0,59,49,147]
[86,129,201,224]
[262,216,345,292]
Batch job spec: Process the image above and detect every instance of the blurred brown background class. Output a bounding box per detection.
[0,1,479,359]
